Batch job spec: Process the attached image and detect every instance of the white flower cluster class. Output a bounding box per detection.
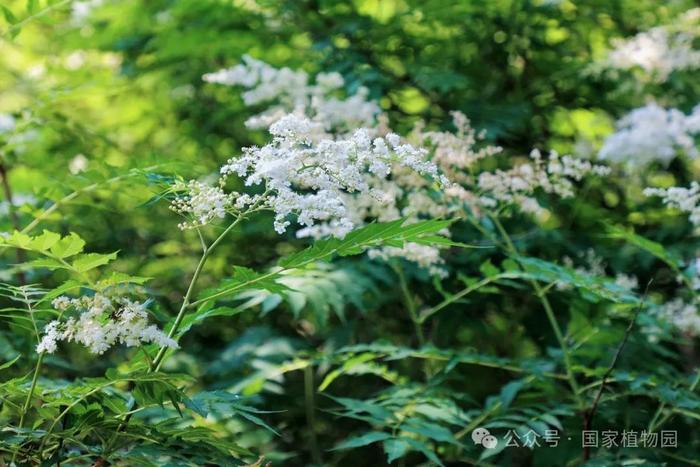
[654,298,700,337]
[170,180,237,230]
[605,25,700,81]
[644,182,700,225]
[413,111,503,176]
[558,248,638,291]
[199,61,611,273]
[71,0,104,24]
[0,113,15,133]
[477,149,610,216]
[203,55,380,130]
[368,242,447,277]
[69,154,89,174]
[688,256,700,291]
[599,103,700,168]
[220,114,447,237]
[36,295,177,355]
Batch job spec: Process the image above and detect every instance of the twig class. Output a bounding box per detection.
[582,279,652,461]
[1,0,72,39]
[0,163,27,284]
[304,365,322,466]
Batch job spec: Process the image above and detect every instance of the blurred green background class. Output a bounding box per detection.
[2,1,700,465]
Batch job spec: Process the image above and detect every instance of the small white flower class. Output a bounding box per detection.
[170,180,235,230]
[69,154,89,174]
[645,182,700,225]
[477,149,609,214]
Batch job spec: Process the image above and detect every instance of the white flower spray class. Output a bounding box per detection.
[198,60,611,274]
[644,182,700,226]
[203,54,380,131]
[599,103,700,169]
[36,294,177,355]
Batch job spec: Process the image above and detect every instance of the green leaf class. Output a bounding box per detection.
[197,266,291,302]
[26,257,68,270]
[71,252,118,273]
[29,230,61,251]
[499,379,525,410]
[332,431,392,450]
[40,280,83,304]
[402,420,456,443]
[95,272,151,289]
[279,218,454,269]
[606,224,682,269]
[318,353,377,391]
[0,5,17,24]
[1,232,32,249]
[235,408,280,436]
[411,235,487,249]
[514,256,638,304]
[196,220,455,308]
[174,303,252,338]
[384,438,410,463]
[27,0,39,14]
[49,233,85,259]
[0,354,21,371]
[402,438,444,466]
[479,259,500,278]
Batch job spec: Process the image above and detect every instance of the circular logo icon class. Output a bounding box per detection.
[482,434,498,449]
[471,427,491,445]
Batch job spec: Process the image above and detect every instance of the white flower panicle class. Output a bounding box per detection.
[605,20,700,81]
[170,180,236,230]
[36,294,177,355]
[477,149,610,216]
[557,248,638,291]
[197,66,610,274]
[203,55,380,130]
[654,299,700,337]
[614,273,639,291]
[644,182,700,225]
[413,111,502,173]
[368,242,447,278]
[219,114,447,238]
[599,103,700,168]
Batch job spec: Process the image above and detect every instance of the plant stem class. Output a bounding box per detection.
[0,163,27,284]
[419,273,516,323]
[2,0,72,38]
[151,216,244,371]
[101,215,245,459]
[40,382,116,454]
[12,352,44,463]
[648,369,700,433]
[393,263,425,347]
[489,214,584,408]
[582,281,650,461]
[304,365,322,466]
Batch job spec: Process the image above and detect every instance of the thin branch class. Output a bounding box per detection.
[1,0,72,39]
[0,163,27,284]
[582,279,652,461]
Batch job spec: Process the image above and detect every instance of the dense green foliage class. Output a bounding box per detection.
[1,1,700,466]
